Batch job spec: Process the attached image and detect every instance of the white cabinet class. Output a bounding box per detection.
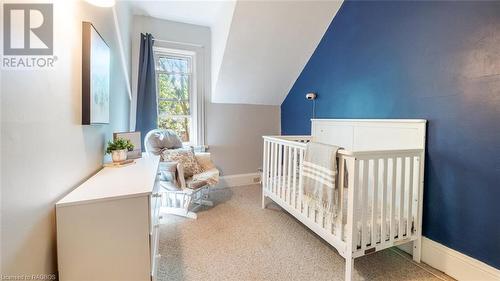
[56,155,161,281]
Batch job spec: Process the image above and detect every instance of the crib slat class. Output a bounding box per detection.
[281,145,285,199]
[277,144,282,197]
[266,142,273,191]
[287,145,293,204]
[267,141,271,191]
[361,160,369,249]
[292,147,298,209]
[284,146,289,201]
[399,157,406,239]
[263,140,268,192]
[272,143,277,195]
[381,158,388,243]
[266,139,273,191]
[298,148,305,213]
[416,154,425,249]
[372,158,379,245]
[407,156,414,237]
[284,146,289,202]
[269,142,273,194]
[282,145,287,201]
[275,143,279,195]
[279,145,284,200]
[347,159,360,249]
[390,157,397,242]
[336,157,345,236]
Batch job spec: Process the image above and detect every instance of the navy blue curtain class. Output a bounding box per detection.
[136,33,157,151]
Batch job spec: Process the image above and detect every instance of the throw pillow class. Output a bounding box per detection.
[147,129,183,155]
[161,148,203,178]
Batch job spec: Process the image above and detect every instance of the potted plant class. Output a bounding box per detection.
[106,138,134,162]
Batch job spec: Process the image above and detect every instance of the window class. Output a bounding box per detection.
[155,49,195,143]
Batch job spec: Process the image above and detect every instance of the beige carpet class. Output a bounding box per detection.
[157,185,453,281]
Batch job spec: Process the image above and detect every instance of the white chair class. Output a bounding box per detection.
[144,129,219,219]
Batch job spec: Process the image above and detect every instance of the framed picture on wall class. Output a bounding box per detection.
[82,21,110,125]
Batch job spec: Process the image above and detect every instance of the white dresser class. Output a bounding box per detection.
[56,155,162,281]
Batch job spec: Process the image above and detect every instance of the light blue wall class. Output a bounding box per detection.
[281,0,500,268]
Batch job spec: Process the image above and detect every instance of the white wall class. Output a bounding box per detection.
[131,15,280,176]
[0,1,132,276]
[206,103,280,175]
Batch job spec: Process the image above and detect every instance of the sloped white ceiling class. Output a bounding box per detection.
[213,0,343,105]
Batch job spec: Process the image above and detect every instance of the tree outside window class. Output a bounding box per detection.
[156,55,192,142]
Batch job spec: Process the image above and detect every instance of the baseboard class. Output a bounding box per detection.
[214,173,261,189]
[398,237,500,281]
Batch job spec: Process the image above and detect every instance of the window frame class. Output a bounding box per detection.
[153,47,198,145]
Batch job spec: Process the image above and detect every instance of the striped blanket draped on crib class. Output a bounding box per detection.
[301,142,340,220]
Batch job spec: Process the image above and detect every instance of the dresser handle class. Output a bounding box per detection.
[152,193,161,198]
[159,215,163,220]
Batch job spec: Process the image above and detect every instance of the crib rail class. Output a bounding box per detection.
[262,135,425,258]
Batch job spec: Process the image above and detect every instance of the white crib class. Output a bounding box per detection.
[262,119,426,281]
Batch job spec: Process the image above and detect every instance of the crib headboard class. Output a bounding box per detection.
[311,119,426,151]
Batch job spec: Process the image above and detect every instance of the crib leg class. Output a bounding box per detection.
[413,237,422,263]
[345,257,354,281]
[261,194,267,209]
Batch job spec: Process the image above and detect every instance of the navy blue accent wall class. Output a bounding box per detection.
[281,0,500,268]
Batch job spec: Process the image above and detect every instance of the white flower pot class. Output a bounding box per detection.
[111,149,128,162]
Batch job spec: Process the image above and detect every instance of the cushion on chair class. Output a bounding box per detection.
[162,148,203,178]
[195,153,216,171]
[145,129,183,155]
[191,168,219,187]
